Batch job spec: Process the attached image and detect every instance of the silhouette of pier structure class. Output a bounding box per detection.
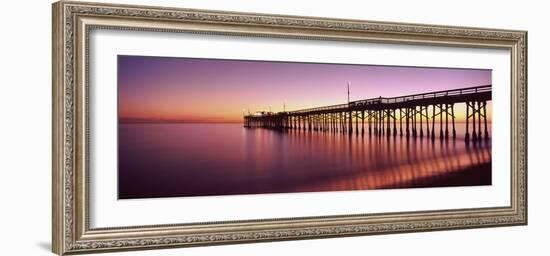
[244,85,491,143]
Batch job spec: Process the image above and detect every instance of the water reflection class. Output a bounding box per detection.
[118,123,491,199]
[248,125,491,192]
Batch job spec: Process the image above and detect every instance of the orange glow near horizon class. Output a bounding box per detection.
[119,102,492,123]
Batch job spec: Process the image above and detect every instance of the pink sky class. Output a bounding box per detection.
[118,55,491,123]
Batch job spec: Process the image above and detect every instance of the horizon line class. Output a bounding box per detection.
[119,119,243,124]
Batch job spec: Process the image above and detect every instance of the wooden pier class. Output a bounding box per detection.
[244,85,491,142]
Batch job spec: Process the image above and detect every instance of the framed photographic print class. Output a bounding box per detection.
[52,1,527,255]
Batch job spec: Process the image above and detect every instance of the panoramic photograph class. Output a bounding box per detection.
[117,55,492,199]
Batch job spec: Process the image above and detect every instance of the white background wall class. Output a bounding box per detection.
[0,0,547,255]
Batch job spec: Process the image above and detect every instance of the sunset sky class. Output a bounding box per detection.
[118,55,492,123]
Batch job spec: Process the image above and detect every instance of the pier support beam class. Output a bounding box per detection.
[451,104,456,139]
[393,109,397,137]
[348,111,353,134]
[355,111,359,136]
[386,110,391,137]
[419,106,424,138]
[405,108,410,138]
[465,102,470,142]
[412,107,417,138]
[425,106,430,138]
[399,108,403,136]
[472,102,477,141]
[361,111,365,135]
[477,101,482,140]
[368,110,372,136]
[431,105,436,141]
[483,101,489,141]
[439,104,444,140]
[445,103,449,140]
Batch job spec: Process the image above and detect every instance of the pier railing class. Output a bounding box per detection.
[273,85,491,115]
[353,85,491,105]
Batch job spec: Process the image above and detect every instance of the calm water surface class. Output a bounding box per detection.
[119,123,491,199]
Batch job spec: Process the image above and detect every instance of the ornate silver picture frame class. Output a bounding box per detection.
[52,1,527,255]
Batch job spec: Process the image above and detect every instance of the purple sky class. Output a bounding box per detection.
[118,55,491,122]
